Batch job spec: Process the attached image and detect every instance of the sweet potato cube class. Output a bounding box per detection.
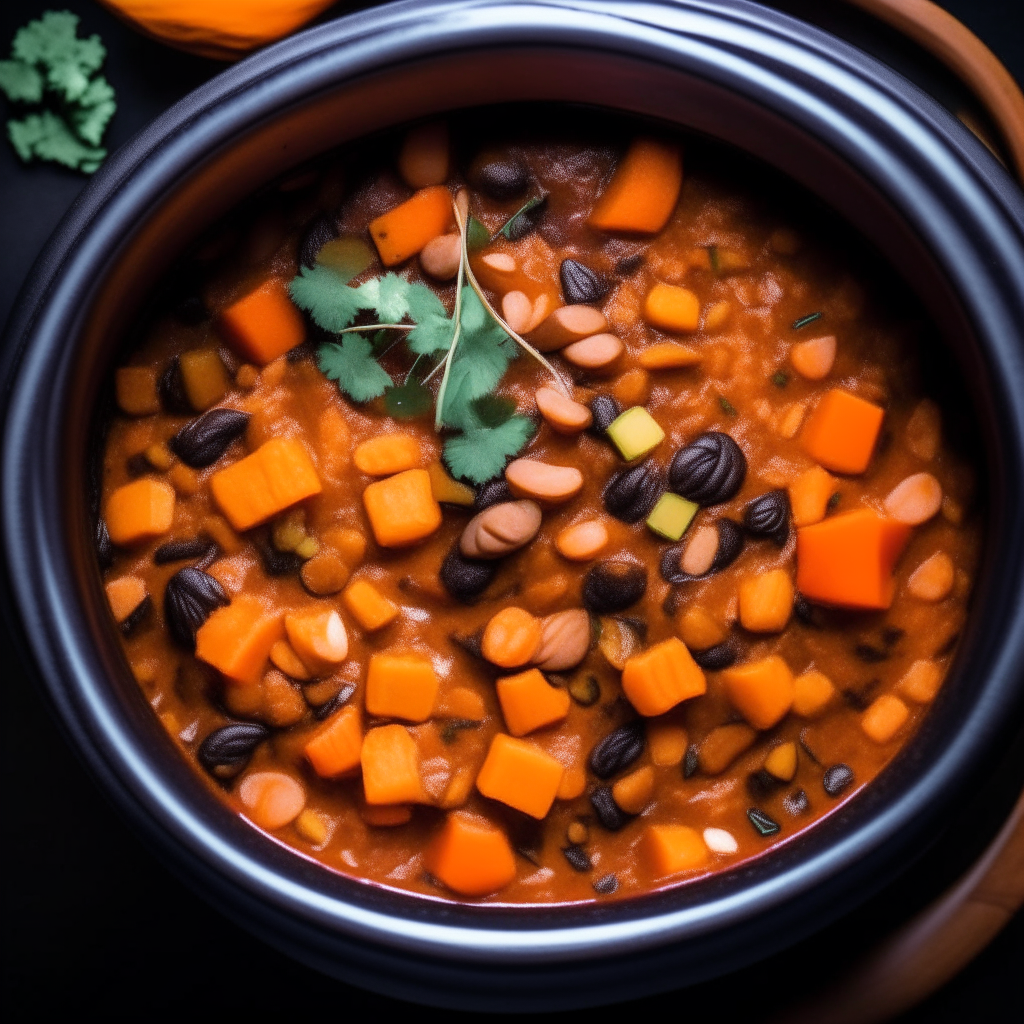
[792,669,835,717]
[195,597,284,685]
[179,348,230,410]
[425,813,517,897]
[475,733,563,819]
[304,705,363,778]
[800,389,884,474]
[720,655,794,730]
[365,652,439,722]
[115,366,160,416]
[362,469,442,548]
[641,824,707,878]
[699,723,756,774]
[589,138,683,234]
[621,637,706,717]
[220,278,305,365]
[643,283,700,333]
[284,609,348,674]
[210,437,322,531]
[105,478,176,546]
[861,694,909,743]
[343,579,399,632]
[898,659,943,704]
[361,724,425,804]
[796,509,911,610]
[738,569,794,633]
[105,576,147,623]
[353,434,422,476]
[789,464,837,527]
[369,186,453,266]
[495,668,571,737]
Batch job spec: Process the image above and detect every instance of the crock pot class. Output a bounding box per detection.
[3,0,1024,1011]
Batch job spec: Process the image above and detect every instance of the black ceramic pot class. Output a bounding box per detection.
[3,0,1024,1011]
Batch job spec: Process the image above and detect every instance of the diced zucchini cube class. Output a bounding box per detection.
[646,493,698,541]
[607,407,665,461]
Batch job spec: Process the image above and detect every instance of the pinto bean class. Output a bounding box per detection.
[884,472,942,524]
[459,500,542,559]
[505,459,584,506]
[502,290,533,333]
[535,386,593,434]
[555,519,609,561]
[528,305,609,353]
[533,609,591,671]
[420,233,461,280]
[561,333,624,371]
[680,524,719,576]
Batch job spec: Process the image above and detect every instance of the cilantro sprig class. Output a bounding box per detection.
[0,11,115,173]
[290,192,568,484]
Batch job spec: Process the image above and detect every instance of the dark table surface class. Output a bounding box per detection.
[2,1,1022,1018]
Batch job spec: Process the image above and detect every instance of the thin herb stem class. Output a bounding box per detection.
[434,194,469,429]
[336,323,414,334]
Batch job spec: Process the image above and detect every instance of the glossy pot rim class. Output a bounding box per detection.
[4,0,1024,1002]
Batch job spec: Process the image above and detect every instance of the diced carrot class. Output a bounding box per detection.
[115,366,160,416]
[238,771,305,830]
[641,824,707,878]
[105,478,176,546]
[362,468,442,548]
[210,437,322,531]
[365,652,439,722]
[323,526,367,566]
[369,186,453,266]
[788,465,837,527]
[283,609,348,674]
[643,283,700,333]
[105,576,147,623]
[425,812,517,897]
[195,597,284,685]
[738,569,794,633]
[792,669,835,717]
[343,579,399,632]
[179,348,230,410]
[647,722,688,766]
[304,705,363,778]
[790,335,836,380]
[861,694,909,743]
[621,637,707,716]
[898,660,943,703]
[699,723,756,774]
[589,138,683,233]
[677,605,728,651]
[638,342,701,369]
[437,686,486,722]
[220,278,305,365]
[481,607,542,669]
[361,724,426,804]
[475,733,564,819]
[764,741,798,782]
[796,509,912,609]
[427,462,475,506]
[495,668,570,736]
[907,551,955,601]
[353,434,422,476]
[800,389,884,474]
[612,765,655,814]
[269,639,311,680]
[720,655,794,730]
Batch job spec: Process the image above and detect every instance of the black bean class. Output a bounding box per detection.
[310,682,356,721]
[474,158,529,200]
[784,789,810,815]
[562,845,592,872]
[743,489,790,546]
[560,259,607,304]
[120,594,152,636]
[198,722,270,781]
[854,643,888,664]
[299,213,337,268]
[473,477,514,511]
[164,567,230,649]
[590,786,629,831]
[158,357,192,414]
[603,462,662,523]
[440,545,497,603]
[794,594,822,627]
[508,815,545,864]
[589,720,645,779]
[589,394,621,434]
[747,808,781,837]
[841,687,872,711]
[683,745,700,778]
[712,518,745,570]
[746,769,781,801]
[170,408,251,468]
[822,763,855,797]
[692,641,738,671]
[615,254,644,276]
[95,517,114,568]
[669,432,747,506]
[798,729,822,765]
[154,538,217,565]
[593,873,619,895]
[583,560,647,614]
[260,542,303,577]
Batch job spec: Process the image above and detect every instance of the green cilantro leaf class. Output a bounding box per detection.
[8,110,104,171]
[13,11,104,102]
[318,334,393,402]
[289,265,370,331]
[443,415,535,484]
[71,75,115,145]
[466,215,490,251]
[384,381,433,419]
[0,60,43,103]
[374,272,412,322]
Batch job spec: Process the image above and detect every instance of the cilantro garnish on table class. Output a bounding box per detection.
[290,198,567,484]
[0,10,116,173]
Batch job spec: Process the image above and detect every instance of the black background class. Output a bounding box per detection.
[2,1,1022,1018]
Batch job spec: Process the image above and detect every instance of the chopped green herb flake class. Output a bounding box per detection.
[771,370,789,388]
[707,245,719,273]
[440,718,480,744]
[747,807,781,837]
[792,312,823,330]
[826,492,841,512]
[466,215,490,251]
[496,195,546,240]
[718,395,737,416]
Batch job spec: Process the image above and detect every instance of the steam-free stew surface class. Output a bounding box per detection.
[98,113,979,903]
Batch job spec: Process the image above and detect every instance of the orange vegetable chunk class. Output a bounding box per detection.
[861,694,910,743]
[220,278,305,365]
[475,733,564,819]
[738,569,794,633]
[283,609,348,674]
[210,437,321,531]
[365,652,439,722]
[496,668,571,736]
[788,465,837,527]
[641,824,707,878]
[369,186,453,266]
[643,283,700,333]
[621,637,706,717]
[361,724,425,804]
[362,469,442,548]
[792,669,835,717]
[481,607,542,668]
[589,138,683,233]
[115,366,160,416]
[796,509,911,610]
[105,576,147,623]
[343,579,399,631]
[425,813,517,897]
[105,478,176,546]
[898,660,943,703]
[720,655,794,730]
[195,597,284,685]
[800,389,884,474]
[353,434,422,476]
[304,705,363,778]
